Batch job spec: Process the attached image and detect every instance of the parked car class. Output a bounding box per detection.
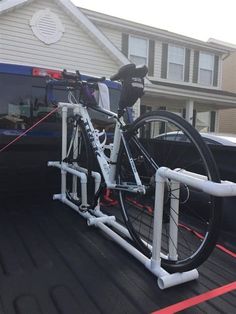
[156,131,236,146]
[155,130,236,235]
[198,133,236,146]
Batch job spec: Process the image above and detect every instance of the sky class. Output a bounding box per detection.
[71,0,236,45]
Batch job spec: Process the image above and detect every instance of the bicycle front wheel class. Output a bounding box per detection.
[116,110,221,273]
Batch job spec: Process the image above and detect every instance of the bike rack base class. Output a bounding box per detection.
[48,161,199,289]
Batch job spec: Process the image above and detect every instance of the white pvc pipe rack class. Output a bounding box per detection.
[48,160,200,289]
[158,167,236,197]
[48,102,236,290]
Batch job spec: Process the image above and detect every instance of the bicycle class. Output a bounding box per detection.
[47,63,221,274]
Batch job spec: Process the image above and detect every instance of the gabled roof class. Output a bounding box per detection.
[81,8,230,55]
[0,0,130,66]
[208,38,236,52]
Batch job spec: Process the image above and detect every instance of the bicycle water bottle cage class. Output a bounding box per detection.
[110,64,148,110]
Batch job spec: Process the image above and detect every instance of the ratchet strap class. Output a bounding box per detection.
[151,281,236,313]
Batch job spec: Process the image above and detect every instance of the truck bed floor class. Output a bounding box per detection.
[0,198,235,314]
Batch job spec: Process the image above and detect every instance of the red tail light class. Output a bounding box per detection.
[33,67,62,79]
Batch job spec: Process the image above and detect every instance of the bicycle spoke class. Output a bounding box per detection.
[117,111,221,272]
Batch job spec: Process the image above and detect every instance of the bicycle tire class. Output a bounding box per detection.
[77,122,92,174]
[116,110,221,273]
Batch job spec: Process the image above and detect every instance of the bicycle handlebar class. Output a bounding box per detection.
[45,69,106,105]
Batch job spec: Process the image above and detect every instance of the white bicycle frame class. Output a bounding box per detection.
[58,101,145,194]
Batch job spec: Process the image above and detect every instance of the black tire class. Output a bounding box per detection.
[76,122,92,173]
[116,110,221,273]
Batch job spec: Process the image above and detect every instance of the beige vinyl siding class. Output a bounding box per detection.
[218,109,236,133]
[93,23,164,79]
[96,25,122,51]
[222,52,236,92]
[218,52,236,133]
[86,23,219,85]
[0,0,119,77]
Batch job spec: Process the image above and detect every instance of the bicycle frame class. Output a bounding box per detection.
[58,101,145,194]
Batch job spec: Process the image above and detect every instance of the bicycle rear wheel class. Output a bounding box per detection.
[116,110,221,273]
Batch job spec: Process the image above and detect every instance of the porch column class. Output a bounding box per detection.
[185,99,194,125]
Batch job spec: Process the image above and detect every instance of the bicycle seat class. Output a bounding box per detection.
[110,64,148,81]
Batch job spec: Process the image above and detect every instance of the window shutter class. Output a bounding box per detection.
[193,109,197,127]
[161,43,168,79]
[148,40,155,76]
[213,55,219,86]
[192,51,199,83]
[121,33,129,57]
[210,111,216,132]
[184,48,191,82]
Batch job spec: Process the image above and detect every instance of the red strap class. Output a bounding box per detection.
[126,196,153,213]
[101,189,118,206]
[179,223,236,259]
[151,281,236,314]
[215,243,236,258]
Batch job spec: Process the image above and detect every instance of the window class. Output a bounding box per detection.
[0,73,69,131]
[0,73,122,131]
[168,45,185,81]
[199,52,214,86]
[195,111,213,132]
[129,36,148,66]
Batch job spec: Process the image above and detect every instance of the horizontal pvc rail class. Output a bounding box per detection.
[157,167,236,197]
[97,220,199,289]
[48,161,88,208]
[48,161,87,183]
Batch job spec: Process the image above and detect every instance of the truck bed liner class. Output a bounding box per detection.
[0,198,235,314]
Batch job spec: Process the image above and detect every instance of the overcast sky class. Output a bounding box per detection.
[71,0,236,45]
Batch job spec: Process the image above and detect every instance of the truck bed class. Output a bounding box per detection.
[0,197,235,314]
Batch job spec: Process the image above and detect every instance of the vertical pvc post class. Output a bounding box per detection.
[61,106,68,196]
[169,180,180,260]
[72,108,79,198]
[151,171,165,268]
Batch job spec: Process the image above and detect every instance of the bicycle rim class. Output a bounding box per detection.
[116,110,221,273]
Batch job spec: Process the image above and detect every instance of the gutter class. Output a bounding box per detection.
[144,82,236,106]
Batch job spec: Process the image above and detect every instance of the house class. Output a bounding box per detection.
[83,8,236,132]
[1,0,236,133]
[208,39,236,133]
